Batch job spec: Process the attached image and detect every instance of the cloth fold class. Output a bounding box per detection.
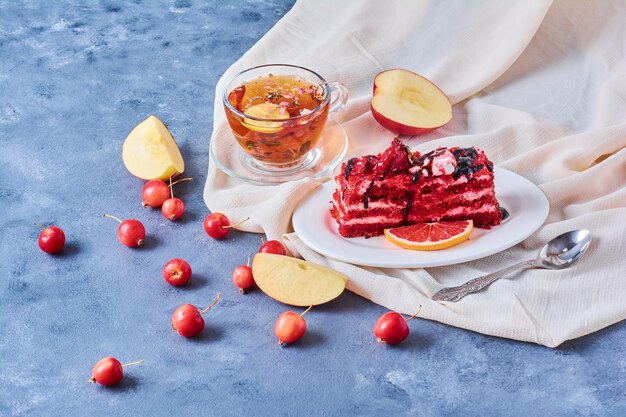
[204,0,626,347]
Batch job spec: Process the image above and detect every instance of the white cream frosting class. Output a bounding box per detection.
[431,149,457,176]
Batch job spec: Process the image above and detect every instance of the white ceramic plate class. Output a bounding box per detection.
[292,167,549,268]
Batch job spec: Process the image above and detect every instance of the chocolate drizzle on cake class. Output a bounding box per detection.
[363,182,374,209]
[452,147,480,180]
[362,155,378,209]
[344,158,356,180]
[499,206,509,220]
[413,148,452,177]
[402,196,413,223]
[415,151,433,176]
[452,147,478,161]
[416,149,447,166]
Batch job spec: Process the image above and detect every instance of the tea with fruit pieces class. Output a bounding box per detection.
[225,74,328,165]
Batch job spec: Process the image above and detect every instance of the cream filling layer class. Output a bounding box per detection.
[337,173,490,193]
[340,215,403,226]
[335,188,495,215]
[338,205,499,226]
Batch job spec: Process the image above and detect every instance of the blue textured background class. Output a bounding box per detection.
[0,1,624,416]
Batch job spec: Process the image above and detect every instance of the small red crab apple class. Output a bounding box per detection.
[89,357,144,386]
[103,214,145,247]
[274,306,312,346]
[373,305,422,345]
[162,258,192,286]
[161,177,192,221]
[259,237,287,256]
[141,180,169,208]
[35,223,65,254]
[232,258,254,294]
[171,293,221,337]
[203,213,249,239]
[162,198,184,221]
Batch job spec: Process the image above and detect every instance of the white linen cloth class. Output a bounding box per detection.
[204,0,626,347]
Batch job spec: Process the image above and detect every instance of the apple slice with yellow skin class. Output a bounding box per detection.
[122,115,185,180]
[371,69,452,135]
[242,102,289,134]
[252,253,348,306]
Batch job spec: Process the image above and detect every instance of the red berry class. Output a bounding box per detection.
[373,312,409,345]
[274,311,307,345]
[163,258,192,286]
[171,304,205,337]
[171,294,221,338]
[118,219,145,247]
[259,240,287,256]
[203,213,230,239]
[162,198,185,221]
[142,180,170,208]
[90,357,123,386]
[37,225,65,254]
[104,214,145,247]
[232,265,254,293]
[89,357,143,386]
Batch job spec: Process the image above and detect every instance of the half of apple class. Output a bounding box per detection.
[122,115,185,181]
[252,253,347,306]
[371,69,452,136]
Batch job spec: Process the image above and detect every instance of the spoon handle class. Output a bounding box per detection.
[431,260,537,302]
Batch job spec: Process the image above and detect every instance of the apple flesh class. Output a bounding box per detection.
[371,69,451,135]
[122,115,185,180]
[242,102,289,134]
[251,253,347,306]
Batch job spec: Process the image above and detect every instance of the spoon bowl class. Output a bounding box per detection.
[538,229,592,269]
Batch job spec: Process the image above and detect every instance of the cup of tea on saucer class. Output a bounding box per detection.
[222,64,348,175]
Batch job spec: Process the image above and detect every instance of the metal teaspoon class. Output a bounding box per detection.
[431,229,593,302]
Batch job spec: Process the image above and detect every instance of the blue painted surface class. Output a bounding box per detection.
[0,1,624,416]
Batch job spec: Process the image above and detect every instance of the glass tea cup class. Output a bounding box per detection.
[222,64,348,172]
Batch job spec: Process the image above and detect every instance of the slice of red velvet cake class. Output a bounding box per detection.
[330,138,503,238]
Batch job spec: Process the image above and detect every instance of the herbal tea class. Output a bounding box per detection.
[225,74,329,165]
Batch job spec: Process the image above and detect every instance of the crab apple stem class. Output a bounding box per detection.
[169,177,174,199]
[169,177,193,187]
[89,376,96,383]
[34,222,46,230]
[278,340,285,346]
[259,236,265,245]
[406,305,423,321]
[200,293,221,314]
[223,217,250,230]
[103,214,123,223]
[300,305,313,317]
[121,359,144,368]
[247,257,251,267]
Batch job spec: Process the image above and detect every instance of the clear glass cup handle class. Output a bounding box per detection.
[327,81,349,116]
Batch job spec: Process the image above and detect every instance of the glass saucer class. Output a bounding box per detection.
[210,118,348,186]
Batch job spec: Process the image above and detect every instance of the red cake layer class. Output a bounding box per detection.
[330,139,502,238]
